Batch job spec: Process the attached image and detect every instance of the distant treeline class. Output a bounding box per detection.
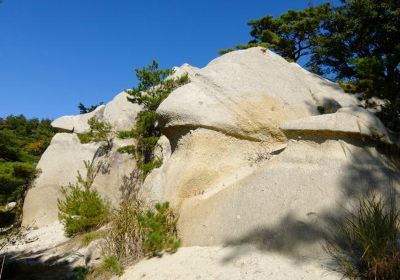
[0,115,55,222]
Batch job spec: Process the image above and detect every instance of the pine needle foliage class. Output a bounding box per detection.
[77,117,113,150]
[139,202,181,256]
[125,60,189,178]
[58,160,110,236]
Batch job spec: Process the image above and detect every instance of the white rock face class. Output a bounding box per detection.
[157,47,358,142]
[51,91,141,133]
[23,86,145,229]
[20,47,400,278]
[103,92,141,131]
[51,105,105,133]
[144,48,399,259]
[23,133,99,227]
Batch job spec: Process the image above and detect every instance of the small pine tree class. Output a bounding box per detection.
[125,61,189,178]
[138,202,181,256]
[58,160,110,236]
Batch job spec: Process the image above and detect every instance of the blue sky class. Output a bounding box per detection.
[0,0,338,119]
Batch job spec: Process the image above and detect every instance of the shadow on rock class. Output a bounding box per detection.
[1,248,86,280]
[221,140,400,265]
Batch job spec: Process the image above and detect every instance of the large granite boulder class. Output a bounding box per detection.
[51,91,141,133]
[143,47,399,260]
[23,109,138,228]
[22,48,399,266]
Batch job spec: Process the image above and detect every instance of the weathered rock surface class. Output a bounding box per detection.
[19,47,400,279]
[23,128,136,227]
[157,47,358,143]
[144,47,399,259]
[23,133,99,227]
[51,104,105,133]
[51,91,141,133]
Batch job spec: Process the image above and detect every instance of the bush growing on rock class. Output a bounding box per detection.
[58,160,110,236]
[77,117,113,150]
[139,201,181,256]
[104,175,180,267]
[125,60,189,178]
[327,192,400,279]
[105,200,180,261]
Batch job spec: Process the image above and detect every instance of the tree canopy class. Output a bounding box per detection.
[0,115,54,211]
[224,0,400,130]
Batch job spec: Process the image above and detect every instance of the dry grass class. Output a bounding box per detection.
[327,191,400,280]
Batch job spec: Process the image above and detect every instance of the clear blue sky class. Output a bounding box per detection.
[0,0,337,119]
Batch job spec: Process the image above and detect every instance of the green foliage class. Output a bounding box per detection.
[58,185,109,236]
[77,117,113,148]
[78,102,104,114]
[139,159,163,177]
[229,1,400,131]
[125,61,189,178]
[58,160,110,236]
[221,5,331,62]
[106,200,145,261]
[0,115,53,210]
[327,193,400,279]
[311,0,400,102]
[116,145,136,155]
[139,202,181,256]
[105,180,180,263]
[100,255,124,277]
[117,130,135,139]
[106,200,180,261]
[80,230,106,247]
[376,101,400,132]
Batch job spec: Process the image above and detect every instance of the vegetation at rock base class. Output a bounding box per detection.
[0,115,54,227]
[124,60,189,178]
[224,0,400,132]
[139,201,181,256]
[327,192,400,279]
[102,171,180,274]
[58,159,110,236]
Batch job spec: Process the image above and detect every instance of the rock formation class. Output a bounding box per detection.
[143,48,398,259]
[19,47,399,279]
[22,92,139,227]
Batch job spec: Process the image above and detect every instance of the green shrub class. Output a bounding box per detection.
[58,184,110,236]
[77,132,93,144]
[116,145,136,156]
[105,182,180,262]
[80,230,106,247]
[139,202,181,256]
[77,117,113,149]
[12,162,36,179]
[105,196,146,261]
[139,159,162,177]
[117,130,135,139]
[100,255,124,277]
[327,193,400,280]
[102,255,124,276]
[58,160,110,236]
[125,61,189,179]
